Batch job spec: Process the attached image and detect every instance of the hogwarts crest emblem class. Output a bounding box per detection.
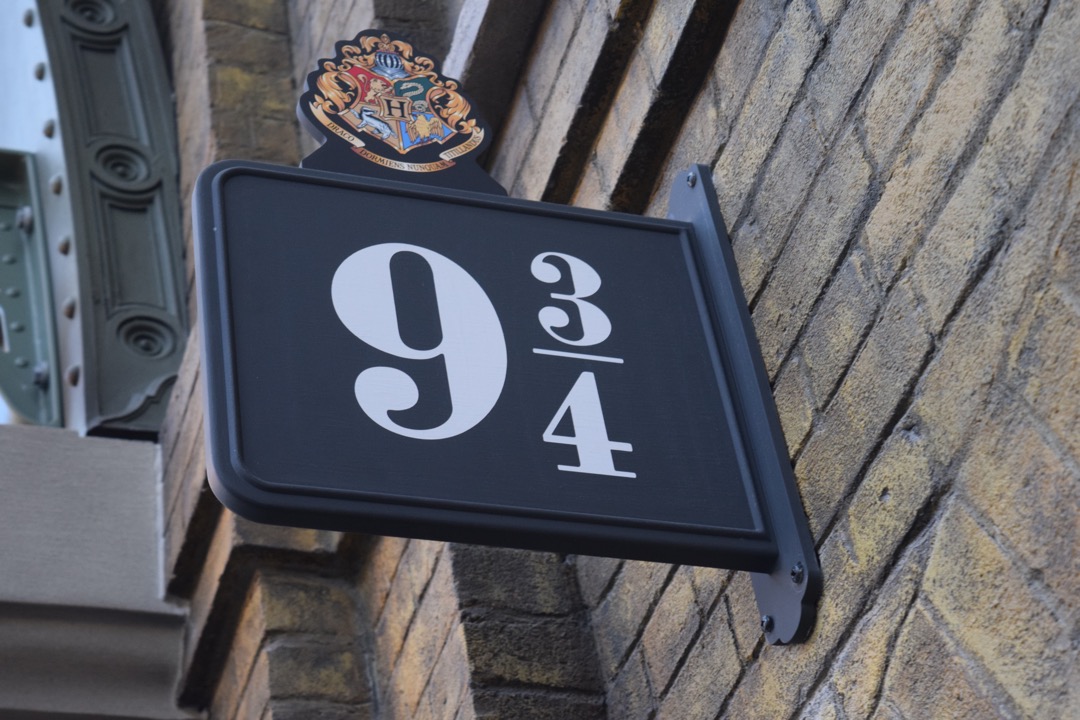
[298,31,502,193]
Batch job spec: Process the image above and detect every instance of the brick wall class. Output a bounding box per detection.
[162,0,1079,717]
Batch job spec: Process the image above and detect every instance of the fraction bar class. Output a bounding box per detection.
[532,348,624,364]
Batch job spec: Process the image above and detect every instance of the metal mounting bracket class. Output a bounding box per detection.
[667,165,822,644]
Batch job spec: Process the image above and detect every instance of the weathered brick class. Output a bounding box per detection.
[1054,212,1080,298]
[803,0,907,143]
[861,4,949,167]
[1014,289,1080,460]
[235,647,271,720]
[581,46,656,199]
[725,571,763,664]
[752,127,872,376]
[926,0,980,33]
[646,76,722,217]
[799,248,881,407]
[711,0,787,135]
[712,0,823,222]
[186,512,342,673]
[959,411,1080,615]
[772,354,814,457]
[356,535,409,625]
[211,571,359,718]
[797,692,842,720]
[817,543,928,719]
[385,548,458,717]
[514,1,611,199]
[796,281,932,535]
[724,434,936,718]
[640,0,697,82]
[816,0,845,26]
[264,640,366,702]
[205,0,289,33]
[923,503,1073,716]
[861,0,1043,288]
[910,105,1080,464]
[523,0,585,111]
[489,90,537,191]
[208,66,294,121]
[590,561,673,678]
[451,545,580,615]
[655,605,740,720]
[910,57,1080,333]
[686,565,729,612]
[472,687,605,720]
[733,100,827,302]
[265,699,372,720]
[571,156,612,210]
[464,612,600,690]
[877,603,1004,719]
[606,648,654,720]
[640,567,700,693]
[417,622,472,720]
[639,0,787,217]
[205,20,291,73]
[373,540,443,674]
[574,555,622,609]
[845,430,934,570]
[258,572,355,637]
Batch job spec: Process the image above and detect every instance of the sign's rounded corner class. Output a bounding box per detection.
[205,448,286,525]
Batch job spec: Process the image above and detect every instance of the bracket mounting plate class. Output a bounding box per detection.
[667,164,821,644]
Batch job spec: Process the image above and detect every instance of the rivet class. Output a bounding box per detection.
[16,206,33,233]
[66,365,80,387]
[43,119,56,138]
[50,175,63,195]
[23,9,34,27]
[790,561,805,585]
[761,615,774,633]
[1,254,15,265]
[11,322,24,332]
[686,172,697,188]
[58,237,72,255]
[34,62,46,81]
[62,298,76,319]
[33,362,49,389]
[6,287,21,298]
[15,357,29,369]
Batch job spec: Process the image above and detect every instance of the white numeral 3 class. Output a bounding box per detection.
[531,252,612,347]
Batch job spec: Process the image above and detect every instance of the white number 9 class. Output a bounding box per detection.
[331,243,506,439]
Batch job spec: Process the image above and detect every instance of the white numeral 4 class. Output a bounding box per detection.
[543,372,635,478]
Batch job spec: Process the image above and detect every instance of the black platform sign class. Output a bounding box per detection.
[194,162,821,643]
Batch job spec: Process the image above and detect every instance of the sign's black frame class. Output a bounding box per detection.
[194,161,820,643]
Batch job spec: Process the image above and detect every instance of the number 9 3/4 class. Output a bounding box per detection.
[331,242,635,478]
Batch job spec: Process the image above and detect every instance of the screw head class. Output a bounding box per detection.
[790,561,806,585]
[761,615,774,633]
[686,172,697,188]
[16,206,33,233]
[33,362,49,389]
